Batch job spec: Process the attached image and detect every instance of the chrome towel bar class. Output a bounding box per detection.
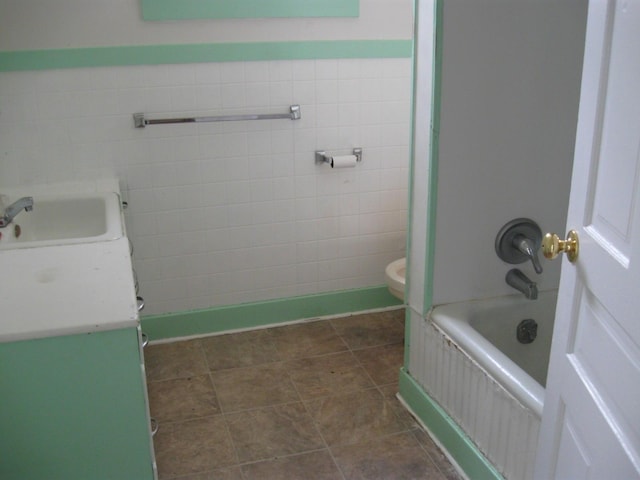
[133,104,301,128]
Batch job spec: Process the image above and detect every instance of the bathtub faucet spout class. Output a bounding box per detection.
[506,268,538,300]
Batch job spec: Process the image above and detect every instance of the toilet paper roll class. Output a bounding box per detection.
[330,155,358,168]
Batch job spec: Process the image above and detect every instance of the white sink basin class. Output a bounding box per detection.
[0,192,123,250]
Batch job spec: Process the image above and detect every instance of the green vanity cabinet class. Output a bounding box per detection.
[0,327,155,480]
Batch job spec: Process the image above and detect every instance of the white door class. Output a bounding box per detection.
[534,1,640,479]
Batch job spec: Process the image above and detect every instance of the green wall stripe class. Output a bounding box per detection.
[141,285,402,341]
[0,40,412,72]
[142,0,359,20]
[398,368,504,480]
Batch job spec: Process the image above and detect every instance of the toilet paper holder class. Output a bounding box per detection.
[315,148,362,166]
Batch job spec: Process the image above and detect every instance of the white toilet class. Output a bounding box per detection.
[385,257,406,301]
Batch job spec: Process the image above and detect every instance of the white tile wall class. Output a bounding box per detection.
[0,58,411,315]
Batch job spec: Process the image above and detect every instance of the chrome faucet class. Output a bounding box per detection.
[506,268,538,300]
[0,197,34,228]
[512,234,543,274]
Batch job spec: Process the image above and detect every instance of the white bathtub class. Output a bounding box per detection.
[408,290,557,480]
[431,290,556,417]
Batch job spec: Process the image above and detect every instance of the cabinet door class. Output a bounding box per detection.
[0,328,155,480]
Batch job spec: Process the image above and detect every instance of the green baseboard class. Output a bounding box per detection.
[398,368,504,480]
[141,285,402,341]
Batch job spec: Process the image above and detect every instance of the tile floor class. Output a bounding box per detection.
[144,308,463,480]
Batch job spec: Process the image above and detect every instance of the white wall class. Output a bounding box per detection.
[0,2,414,316]
[0,60,411,315]
[0,0,412,49]
[430,0,587,305]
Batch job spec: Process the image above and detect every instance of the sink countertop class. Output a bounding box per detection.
[0,214,139,343]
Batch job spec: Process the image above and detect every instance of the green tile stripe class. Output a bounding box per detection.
[398,368,505,480]
[142,0,359,20]
[0,40,412,72]
[141,285,402,341]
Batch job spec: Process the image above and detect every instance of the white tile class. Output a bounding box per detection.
[380,123,410,147]
[2,59,410,315]
[195,85,223,110]
[227,203,253,226]
[196,206,226,230]
[272,177,294,199]
[156,210,182,234]
[296,262,318,284]
[220,63,246,83]
[270,129,294,154]
[359,78,382,102]
[338,79,361,104]
[245,83,271,108]
[315,60,338,80]
[295,197,317,220]
[268,61,293,81]
[294,175,317,198]
[338,103,359,127]
[292,60,316,81]
[244,62,270,82]
[224,156,249,180]
[220,84,246,109]
[315,80,338,104]
[225,226,254,250]
[315,104,339,128]
[249,179,273,202]
[293,81,316,105]
[338,59,361,79]
[195,63,221,85]
[296,241,318,262]
[269,82,293,106]
[170,86,198,111]
[128,213,158,237]
[226,180,251,203]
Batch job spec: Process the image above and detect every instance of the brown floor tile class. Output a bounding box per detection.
[200,329,279,371]
[145,340,209,382]
[332,431,445,480]
[413,429,465,480]
[287,351,374,400]
[241,451,342,480]
[226,402,325,463]
[148,375,220,423]
[330,309,405,350]
[153,416,237,479]
[270,321,348,360]
[210,363,300,412]
[148,310,461,479]
[169,466,243,480]
[305,388,407,447]
[379,384,418,430]
[354,343,404,386]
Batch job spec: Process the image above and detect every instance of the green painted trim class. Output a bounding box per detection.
[398,368,504,480]
[0,40,412,72]
[142,0,359,20]
[141,285,402,341]
[423,0,443,311]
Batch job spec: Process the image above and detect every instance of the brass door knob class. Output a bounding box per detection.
[542,230,579,263]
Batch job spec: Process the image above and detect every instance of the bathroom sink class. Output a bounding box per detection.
[0,192,123,250]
